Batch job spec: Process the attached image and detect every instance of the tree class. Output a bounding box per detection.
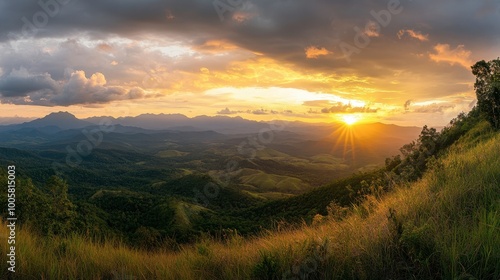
[471,58,500,129]
[44,176,77,235]
[418,125,439,157]
[386,125,440,182]
[16,178,49,224]
[0,173,77,236]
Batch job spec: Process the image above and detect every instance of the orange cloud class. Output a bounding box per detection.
[97,43,113,52]
[305,46,331,59]
[364,21,380,37]
[232,11,256,23]
[192,40,239,53]
[165,10,175,20]
[397,29,429,41]
[429,44,472,68]
[158,57,372,99]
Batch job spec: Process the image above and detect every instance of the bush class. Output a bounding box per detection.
[252,251,282,280]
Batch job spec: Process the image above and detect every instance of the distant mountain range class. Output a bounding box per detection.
[0,112,92,133]
[0,112,271,134]
[0,111,424,205]
[0,111,423,137]
[84,113,271,134]
[0,112,424,163]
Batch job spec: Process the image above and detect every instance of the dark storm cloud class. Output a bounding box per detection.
[1,0,170,39]
[0,0,499,107]
[0,68,59,97]
[1,1,497,65]
[0,68,146,106]
[2,0,499,61]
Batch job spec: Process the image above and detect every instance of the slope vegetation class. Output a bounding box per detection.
[1,120,499,279]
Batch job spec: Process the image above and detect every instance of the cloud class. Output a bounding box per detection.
[303,100,334,107]
[242,108,294,115]
[0,68,59,97]
[403,101,456,114]
[216,107,242,115]
[0,68,147,106]
[0,0,498,123]
[55,70,146,106]
[192,40,239,54]
[412,103,455,113]
[0,1,497,78]
[404,100,412,111]
[429,44,473,68]
[232,11,257,23]
[165,9,175,20]
[305,46,331,59]
[97,43,113,52]
[397,29,429,41]
[364,21,380,37]
[250,108,268,115]
[320,102,377,114]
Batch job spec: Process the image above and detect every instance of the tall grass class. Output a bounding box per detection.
[1,121,499,279]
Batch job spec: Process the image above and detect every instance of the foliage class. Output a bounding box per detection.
[43,176,77,236]
[0,174,77,236]
[385,125,439,182]
[471,58,500,129]
[385,107,482,183]
[252,251,282,280]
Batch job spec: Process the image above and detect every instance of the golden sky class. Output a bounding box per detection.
[0,0,499,126]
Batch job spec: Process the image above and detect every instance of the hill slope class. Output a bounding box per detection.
[1,120,499,279]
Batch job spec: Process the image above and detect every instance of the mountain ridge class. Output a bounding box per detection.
[0,111,421,135]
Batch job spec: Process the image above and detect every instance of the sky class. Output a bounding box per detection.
[0,0,499,126]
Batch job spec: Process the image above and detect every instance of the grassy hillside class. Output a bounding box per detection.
[1,120,499,279]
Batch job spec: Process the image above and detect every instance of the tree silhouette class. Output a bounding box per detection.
[471,58,500,129]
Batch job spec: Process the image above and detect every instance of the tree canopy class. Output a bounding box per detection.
[471,58,500,129]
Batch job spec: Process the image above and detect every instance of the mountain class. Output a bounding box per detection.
[0,111,93,132]
[2,112,422,140]
[0,113,422,168]
[85,113,188,130]
[26,111,94,129]
[85,113,270,134]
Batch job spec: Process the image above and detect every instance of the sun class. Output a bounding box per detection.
[341,115,359,126]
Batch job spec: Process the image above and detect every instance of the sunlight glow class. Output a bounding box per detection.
[342,115,359,125]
